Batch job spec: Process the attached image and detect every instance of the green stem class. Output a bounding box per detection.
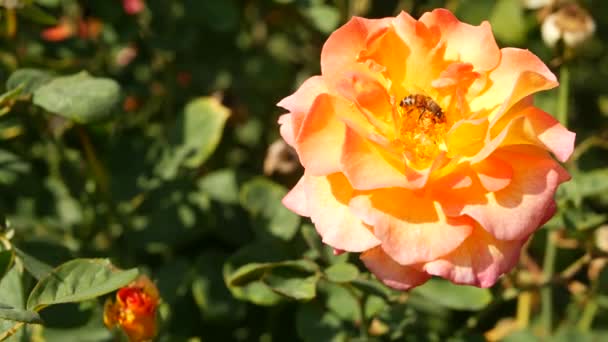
[556,64,570,127]
[577,299,598,331]
[541,230,557,335]
[0,322,24,341]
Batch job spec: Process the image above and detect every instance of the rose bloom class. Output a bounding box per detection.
[278,9,575,289]
[104,275,159,342]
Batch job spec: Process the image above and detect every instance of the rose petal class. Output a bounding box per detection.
[282,176,309,217]
[470,48,558,117]
[472,155,513,192]
[278,114,296,146]
[304,173,381,252]
[497,106,576,163]
[419,9,500,71]
[341,127,418,190]
[361,247,430,290]
[446,117,489,158]
[277,76,327,114]
[471,101,575,164]
[462,147,570,240]
[295,94,345,175]
[350,189,473,265]
[321,16,392,88]
[277,76,328,148]
[423,226,527,287]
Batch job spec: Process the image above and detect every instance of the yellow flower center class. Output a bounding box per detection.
[394,94,448,168]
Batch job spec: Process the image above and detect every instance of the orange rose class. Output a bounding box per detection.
[104,275,159,342]
[278,9,574,289]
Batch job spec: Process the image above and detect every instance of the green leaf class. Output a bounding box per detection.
[454,0,495,25]
[325,263,359,283]
[263,274,318,300]
[26,259,138,311]
[32,71,121,123]
[231,281,284,306]
[240,177,300,241]
[364,295,386,319]
[227,259,318,287]
[296,303,345,342]
[412,278,492,311]
[489,0,527,45]
[0,150,30,186]
[0,87,23,105]
[17,4,57,25]
[351,278,395,300]
[192,251,244,321]
[561,168,608,205]
[0,250,14,280]
[304,4,340,34]
[14,248,53,281]
[0,267,27,341]
[324,283,361,322]
[198,169,239,204]
[6,68,54,96]
[0,303,43,324]
[159,97,230,178]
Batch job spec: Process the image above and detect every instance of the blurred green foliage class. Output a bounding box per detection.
[0,0,607,341]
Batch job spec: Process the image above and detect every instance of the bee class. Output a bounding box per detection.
[399,94,445,123]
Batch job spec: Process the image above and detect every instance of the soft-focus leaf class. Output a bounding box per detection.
[351,278,394,300]
[192,250,245,321]
[240,177,300,240]
[454,0,495,25]
[489,0,527,45]
[263,273,318,300]
[0,250,14,279]
[0,150,29,185]
[412,278,492,311]
[296,303,346,342]
[324,283,361,322]
[159,97,230,178]
[232,281,284,306]
[198,169,239,204]
[325,263,359,283]
[0,267,27,341]
[26,259,138,311]
[561,169,608,205]
[14,248,53,281]
[227,259,318,287]
[6,68,54,95]
[304,4,340,34]
[17,4,57,25]
[0,303,43,324]
[32,71,121,123]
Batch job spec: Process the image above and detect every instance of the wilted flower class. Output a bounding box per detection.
[104,275,159,342]
[278,9,574,289]
[264,139,300,175]
[541,3,595,48]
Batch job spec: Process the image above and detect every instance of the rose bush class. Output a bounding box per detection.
[279,9,575,289]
